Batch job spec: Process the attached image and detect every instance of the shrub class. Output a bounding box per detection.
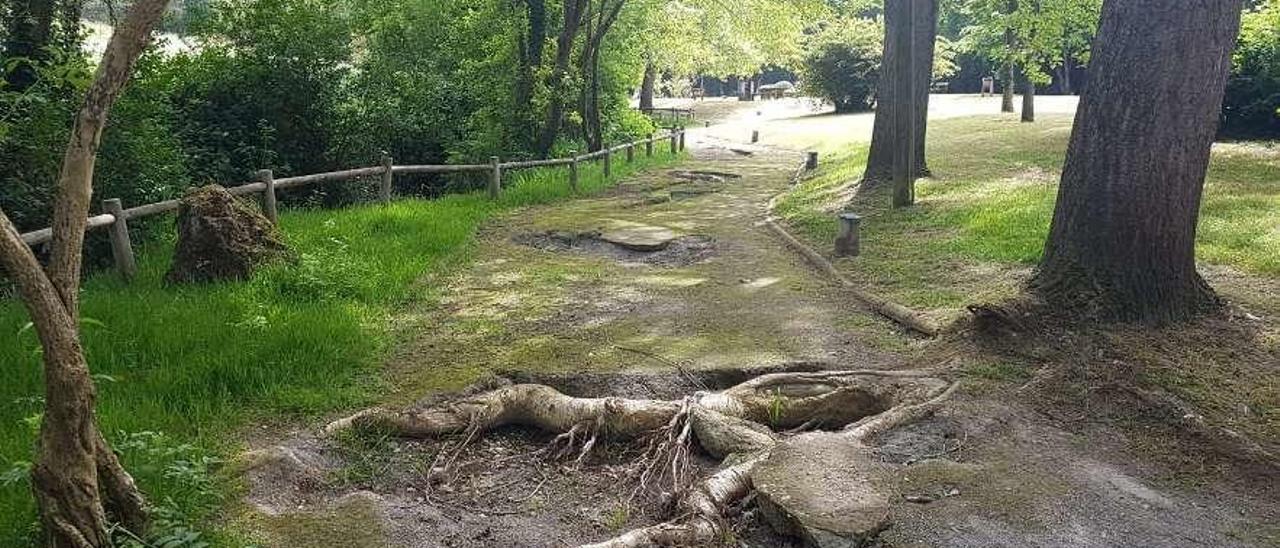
[799,18,883,113]
[1222,0,1280,138]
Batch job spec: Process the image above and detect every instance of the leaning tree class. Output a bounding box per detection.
[0,1,170,545]
[862,0,939,185]
[1030,0,1243,322]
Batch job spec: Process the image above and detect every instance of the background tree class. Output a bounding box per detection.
[1030,0,1243,323]
[799,17,882,113]
[0,3,170,546]
[861,0,940,185]
[959,0,1100,118]
[1223,0,1280,138]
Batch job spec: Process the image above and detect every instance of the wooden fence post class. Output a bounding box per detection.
[806,151,819,170]
[626,143,635,163]
[646,133,655,157]
[669,132,678,155]
[835,213,862,257]
[603,148,612,178]
[569,156,579,192]
[256,169,278,224]
[752,130,760,143]
[380,151,394,203]
[489,156,501,199]
[102,198,137,281]
[679,129,686,152]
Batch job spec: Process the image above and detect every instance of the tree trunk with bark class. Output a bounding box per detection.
[861,0,938,186]
[639,61,656,111]
[1031,0,1242,323]
[514,0,547,149]
[577,0,625,152]
[535,0,587,157]
[0,1,168,546]
[1021,76,1035,122]
[1001,61,1016,112]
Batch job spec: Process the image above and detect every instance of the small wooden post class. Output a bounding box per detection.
[751,130,760,143]
[569,156,579,192]
[806,151,819,170]
[256,169,278,224]
[669,133,678,155]
[705,121,711,128]
[489,156,501,199]
[379,151,394,203]
[678,129,686,152]
[102,199,137,280]
[646,133,655,157]
[626,143,635,163]
[603,149,612,178]
[835,213,862,257]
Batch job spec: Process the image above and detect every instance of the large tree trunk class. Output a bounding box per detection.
[639,61,656,111]
[0,1,169,546]
[861,0,938,186]
[1021,76,1035,122]
[1030,0,1242,323]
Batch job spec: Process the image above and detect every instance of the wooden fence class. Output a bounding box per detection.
[19,129,687,281]
[638,107,696,126]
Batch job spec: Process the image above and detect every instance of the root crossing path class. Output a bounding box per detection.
[235,125,1277,548]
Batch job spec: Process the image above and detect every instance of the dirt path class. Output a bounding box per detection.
[235,106,1278,548]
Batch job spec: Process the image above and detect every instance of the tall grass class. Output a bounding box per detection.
[0,148,679,545]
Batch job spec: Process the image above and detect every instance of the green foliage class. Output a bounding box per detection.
[958,0,1101,85]
[1224,0,1280,138]
[0,145,681,545]
[800,18,882,113]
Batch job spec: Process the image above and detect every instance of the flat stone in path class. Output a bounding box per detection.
[752,433,892,548]
[600,220,679,251]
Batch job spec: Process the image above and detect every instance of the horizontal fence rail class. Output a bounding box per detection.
[17,129,687,280]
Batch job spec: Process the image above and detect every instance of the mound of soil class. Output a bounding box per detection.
[166,185,292,284]
[513,230,716,267]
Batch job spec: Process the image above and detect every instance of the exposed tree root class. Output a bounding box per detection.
[327,370,958,547]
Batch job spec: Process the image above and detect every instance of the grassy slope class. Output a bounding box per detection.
[773,113,1279,446]
[0,149,679,545]
[777,115,1280,314]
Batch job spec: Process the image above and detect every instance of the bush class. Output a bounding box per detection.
[799,18,883,113]
[1222,0,1280,138]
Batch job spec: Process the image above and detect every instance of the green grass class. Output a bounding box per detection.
[0,148,680,546]
[776,115,1280,314]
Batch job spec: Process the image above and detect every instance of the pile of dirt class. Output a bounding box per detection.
[513,230,716,267]
[166,185,292,284]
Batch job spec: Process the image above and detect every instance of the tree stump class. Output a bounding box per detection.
[166,185,292,284]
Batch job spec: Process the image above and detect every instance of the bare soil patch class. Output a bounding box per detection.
[512,230,717,268]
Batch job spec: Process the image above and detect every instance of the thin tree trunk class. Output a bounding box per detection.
[639,61,656,110]
[535,0,587,157]
[861,0,938,186]
[1031,0,1242,323]
[891,0,918,207]
[514,0,546,148]
[1002,61,1016,112]
[0,1,169,546]
[1060,50,1073,95]
[1021,76,1035,122]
